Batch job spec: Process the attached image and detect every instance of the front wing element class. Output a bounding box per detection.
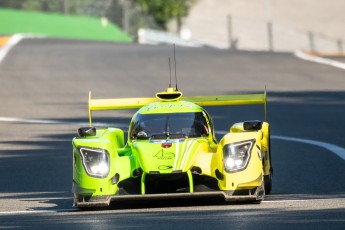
[74,188,265,208]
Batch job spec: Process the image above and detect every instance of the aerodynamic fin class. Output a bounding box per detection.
[88,91,157,126]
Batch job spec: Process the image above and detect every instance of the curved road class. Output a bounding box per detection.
[0,39,345,229]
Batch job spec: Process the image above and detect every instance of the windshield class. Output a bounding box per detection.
[130,112,209,140]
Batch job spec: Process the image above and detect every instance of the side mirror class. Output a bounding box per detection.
[230,120,263,133]
[78,127,96,137]
[243,120,262,131]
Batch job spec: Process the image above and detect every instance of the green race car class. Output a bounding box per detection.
[72,88,272,207]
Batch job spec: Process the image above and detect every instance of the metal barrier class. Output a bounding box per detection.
[137,28,227,49]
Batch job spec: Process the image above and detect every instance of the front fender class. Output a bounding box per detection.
[72,128,135,196]
[216,131,264,191]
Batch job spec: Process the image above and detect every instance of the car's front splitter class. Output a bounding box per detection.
[74,188,264,208]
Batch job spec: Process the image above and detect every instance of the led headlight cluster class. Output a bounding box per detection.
[223,140,254,172]
[79,148,110,178]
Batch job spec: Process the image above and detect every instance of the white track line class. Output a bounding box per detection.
[0,34,24,63]
[0,116,126,128]
[1,197,345,215]
[263,197,345,203]
[0,36,343,214]
[272,135,345,161]
[0,116,81,125]
[294,50,345,70]
[1,118,344,160]
[0,33,45,64]
[216,131,345,161]
[0,209,77,215]
[1,117,344,160]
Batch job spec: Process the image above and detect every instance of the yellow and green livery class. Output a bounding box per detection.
[72,88,272,207]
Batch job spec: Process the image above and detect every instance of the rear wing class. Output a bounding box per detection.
[88,90,267,126]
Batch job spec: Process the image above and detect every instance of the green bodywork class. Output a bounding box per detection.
[72,101,216,198]
[72,96,271,207]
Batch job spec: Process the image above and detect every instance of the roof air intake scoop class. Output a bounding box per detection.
[156,88,183,101]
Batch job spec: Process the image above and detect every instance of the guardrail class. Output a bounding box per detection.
[137,28,228,49]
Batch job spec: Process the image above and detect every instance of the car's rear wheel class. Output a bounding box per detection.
[264,130,273,194]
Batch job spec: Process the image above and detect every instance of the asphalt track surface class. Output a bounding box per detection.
[0,39,345,229]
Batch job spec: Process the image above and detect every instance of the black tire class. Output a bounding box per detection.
[264,126,273,194]
[264,171,272,194]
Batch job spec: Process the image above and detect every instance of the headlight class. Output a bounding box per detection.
[223,140,254,172]
[79,147,110,178]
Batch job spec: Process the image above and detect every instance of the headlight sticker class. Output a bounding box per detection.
[223,139,255,172]
[79,147,110,178]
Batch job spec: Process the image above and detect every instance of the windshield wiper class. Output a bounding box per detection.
[150,133,186,140]
[150,134,168,140]
[169,133,185,139]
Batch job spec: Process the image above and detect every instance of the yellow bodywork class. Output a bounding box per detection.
[86,88,270,193]
[88,88,267,126]
[87,88,269,192]
[191,125,270,191]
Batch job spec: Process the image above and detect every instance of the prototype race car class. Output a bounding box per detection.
[72,87,272,207]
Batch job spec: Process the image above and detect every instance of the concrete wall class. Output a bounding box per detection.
[180,0,345,52]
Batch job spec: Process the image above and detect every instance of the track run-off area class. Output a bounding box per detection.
[0,37,345,229]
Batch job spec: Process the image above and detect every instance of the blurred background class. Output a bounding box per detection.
[1,0,345,53]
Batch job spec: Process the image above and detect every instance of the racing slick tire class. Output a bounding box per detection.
[264,171,272,194]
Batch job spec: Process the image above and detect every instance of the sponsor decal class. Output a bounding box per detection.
[146,104,193,112]
[162,142,172,148]
[153,149,175,160]
[150,139,184,144]
[158,165,173,170]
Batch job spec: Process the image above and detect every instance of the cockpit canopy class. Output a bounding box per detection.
[129,112,209,140]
